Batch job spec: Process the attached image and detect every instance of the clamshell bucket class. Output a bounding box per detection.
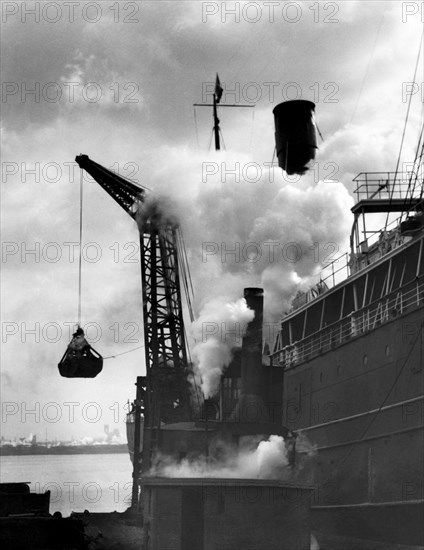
[58,327,103,378]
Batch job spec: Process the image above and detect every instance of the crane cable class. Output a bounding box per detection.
[77,167,84,328]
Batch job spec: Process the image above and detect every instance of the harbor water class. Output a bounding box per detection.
[0,453,133,516]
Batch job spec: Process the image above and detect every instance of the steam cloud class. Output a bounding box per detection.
[135,192,179,231]
[190,297,254,398]
[145,150,353,398]
[150,435,289,479]
[150,433,317,480]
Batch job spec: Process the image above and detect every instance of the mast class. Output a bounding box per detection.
[213,91,220,151]
[193,73,254,151]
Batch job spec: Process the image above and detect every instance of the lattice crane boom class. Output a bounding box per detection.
[75,154,193,490]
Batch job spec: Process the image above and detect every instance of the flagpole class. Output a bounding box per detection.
[193,74,254,152]
[213,93,220,151]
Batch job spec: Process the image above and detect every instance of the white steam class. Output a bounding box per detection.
[150,435,290,479]
[135,192,179,231]
[190,297,254,398]
[143,149,353,398]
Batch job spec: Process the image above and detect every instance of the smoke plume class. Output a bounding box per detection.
[143,150,353,397]
[190,297,254,398]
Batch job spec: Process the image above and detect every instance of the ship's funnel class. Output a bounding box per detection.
[231,288,270,423]
[242,288,264,395]
[273,100,317,175]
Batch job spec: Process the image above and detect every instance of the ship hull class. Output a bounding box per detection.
[312,500,423,549]
[283,304,424,548]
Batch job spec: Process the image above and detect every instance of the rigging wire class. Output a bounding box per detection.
[219,127,226,151]
[384,32,423,231]
[207,127,214,152]
[179,230,195,322]
[103,344,145,360]
[176,229,195,324]
[419,148,424,202]
[184,325,203,414]
[402,121,424,213]
[174,229,202,407]
[270,146,276,168]
[230,20,268,83]
[173,229,202,407]
[398,100,424,219]
[77,168,84,328]
[349,7,386,125]
[193,105,200,150]
[315,121,325,143]
[180,231,194,299]
[248,108,255,155]
[416,101,424,150]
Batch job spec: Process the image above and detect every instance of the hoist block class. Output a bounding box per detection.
[58,327,103,378]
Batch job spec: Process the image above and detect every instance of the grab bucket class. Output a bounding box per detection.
[58,327,103,378]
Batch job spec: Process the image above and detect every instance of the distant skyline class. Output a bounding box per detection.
[1,425,124,445]
[2,1,423,440]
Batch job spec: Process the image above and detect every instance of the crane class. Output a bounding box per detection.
[75,154,196,504]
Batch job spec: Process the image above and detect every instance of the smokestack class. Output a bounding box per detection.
[241,288,264,396]
[231,288,270,424]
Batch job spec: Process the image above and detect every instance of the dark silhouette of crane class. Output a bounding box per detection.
[75,154,195,505]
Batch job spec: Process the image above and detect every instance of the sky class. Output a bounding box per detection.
[1,1,423,442]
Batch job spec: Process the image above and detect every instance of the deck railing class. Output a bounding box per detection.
[291,199,423,312]
[272,277,424,369]
[353,171,419,201]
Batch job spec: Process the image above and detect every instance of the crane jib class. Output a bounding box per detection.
[71,153,194,477]
[75,154,146,216]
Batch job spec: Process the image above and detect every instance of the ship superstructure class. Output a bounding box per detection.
[270,170,424,547]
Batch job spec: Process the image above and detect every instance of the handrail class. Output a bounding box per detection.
[353,171,421,201]
[289,202,424,312]
[272,278,424,368]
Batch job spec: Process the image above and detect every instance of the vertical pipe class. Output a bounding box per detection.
[213,95,220,151]
[241,288,264,396]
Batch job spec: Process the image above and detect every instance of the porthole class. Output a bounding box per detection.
[363,355,368,366]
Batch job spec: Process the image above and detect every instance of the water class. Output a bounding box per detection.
[0,453,133,516]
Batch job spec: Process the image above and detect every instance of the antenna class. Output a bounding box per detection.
[193,73,254,151]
